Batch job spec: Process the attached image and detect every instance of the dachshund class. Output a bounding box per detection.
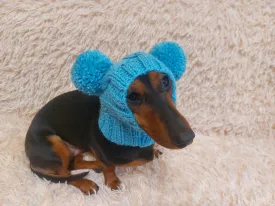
[25,71,195,195]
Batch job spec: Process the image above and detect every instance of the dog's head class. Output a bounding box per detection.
[72,41,195,148]
[127,71,194,149]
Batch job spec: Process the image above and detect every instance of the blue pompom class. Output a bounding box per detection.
[150,42,186,80]
[71,50,112,95]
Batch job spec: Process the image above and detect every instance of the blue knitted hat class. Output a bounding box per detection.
[71,42,186,147]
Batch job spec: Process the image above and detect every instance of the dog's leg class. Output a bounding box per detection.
[48,136,99,194]
[70,155,121,190]
[70,154,122,191]
[103,166,121,190]
[47,135,71,176]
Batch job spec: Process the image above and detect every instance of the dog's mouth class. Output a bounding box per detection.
[174,139,194,149]
[153,131,195,150]
[154,117,195,149]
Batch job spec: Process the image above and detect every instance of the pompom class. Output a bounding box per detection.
[71,50,112,95]
[150,41,186,81]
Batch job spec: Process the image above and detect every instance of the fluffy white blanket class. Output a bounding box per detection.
[0,0,274,205]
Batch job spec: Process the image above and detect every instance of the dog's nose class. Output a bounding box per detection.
[174,130,195,148]
[180,130,195,142]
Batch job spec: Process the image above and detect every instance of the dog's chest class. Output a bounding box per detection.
[104,145,155,166]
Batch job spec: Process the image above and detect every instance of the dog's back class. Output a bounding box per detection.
[25,90,99,153]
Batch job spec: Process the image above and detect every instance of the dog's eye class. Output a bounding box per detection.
[127,92,142,104]
[162,75,170,89]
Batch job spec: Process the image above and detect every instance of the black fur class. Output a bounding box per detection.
[30,167,89,183]
[25,90,155,172]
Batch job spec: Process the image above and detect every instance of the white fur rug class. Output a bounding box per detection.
[0,0,274,205]
[0,114,274,206]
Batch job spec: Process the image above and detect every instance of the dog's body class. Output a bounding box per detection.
[25,71,195,194]
[26,90,155,169]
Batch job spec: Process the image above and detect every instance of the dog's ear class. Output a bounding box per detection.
[150,42,186,81]
[71,50,113,95]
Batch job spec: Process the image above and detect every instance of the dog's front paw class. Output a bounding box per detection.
[154,149,163,159]
[107,178,122,191]
[69,179,99,195]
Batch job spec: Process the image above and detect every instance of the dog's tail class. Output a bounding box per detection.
[30,166,89,183]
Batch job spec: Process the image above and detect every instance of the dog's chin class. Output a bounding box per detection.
[174,139,194,149]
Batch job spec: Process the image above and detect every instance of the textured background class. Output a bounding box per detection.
[0,0,274,205]
[0,0,274,138]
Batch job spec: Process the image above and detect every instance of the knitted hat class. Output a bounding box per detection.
[71,42,186,147]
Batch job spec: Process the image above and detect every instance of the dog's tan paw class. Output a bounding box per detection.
[69,179,99,195]
[154,149,163,159]
[107,178,122,191]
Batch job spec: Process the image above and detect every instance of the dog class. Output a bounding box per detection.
[25,42,195,195]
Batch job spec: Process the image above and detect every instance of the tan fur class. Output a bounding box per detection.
[103,167,121,191]
[148,72,161,89]
[68,179,98,195]
[128,79,146,95]
[47,135,71,176]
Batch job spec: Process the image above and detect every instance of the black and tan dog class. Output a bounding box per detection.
[25,71,195,195]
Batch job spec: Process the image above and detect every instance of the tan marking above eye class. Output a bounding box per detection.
[128,79,145,95]
[148,72,161,90]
